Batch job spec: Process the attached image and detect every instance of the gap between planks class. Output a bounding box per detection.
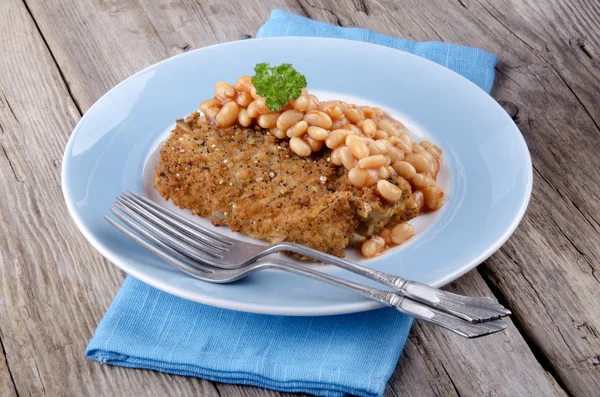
[21,0,83,116]
[0,334,19,397]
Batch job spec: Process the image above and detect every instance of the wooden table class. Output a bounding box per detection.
[1,1,598,396]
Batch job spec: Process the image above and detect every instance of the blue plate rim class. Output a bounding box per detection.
[61,37,533,315]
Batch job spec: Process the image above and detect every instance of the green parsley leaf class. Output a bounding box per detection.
[251,62,307,111]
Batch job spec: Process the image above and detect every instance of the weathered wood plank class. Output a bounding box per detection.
[293,2,600,395]
[0,0,225,395]
[387,270,566,397]
[0,336,18,397]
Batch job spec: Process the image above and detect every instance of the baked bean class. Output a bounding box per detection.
[346,134,372,145]
[366,169,380,186]
[427,145,442,159]
[291,95,308,112]
[424,185,444,210]
[378,166,391,179]
[339,147,356,170]
[204,106,220,121]
[236,91,253,107]
[348,167,369,187]
[411,190,425,213]
[419,149,435,164]
[325,129,350,149]
[349,139,369,159]
[331,116,349,130]
[307,126,329,141]
[215,101,239,127]
[250,86,259,99]
[373,130,388,140]
[406,153,430,174]
[196,115,207,126]
[374,140,390,154]
[395,122,408,135]
[343,124,362,135]
[215,82,236,101]
[304,136,324,152]
[306,95,320,111]
[360,106,374,119]
[368,142,381,155]
[377,119,399,137]
[319,102,344,120]
[289,137,311,157]
[389,146,404,162]
[304,111,333,129]
[238,109,252,127]
[413,143,425,152]
[277,110,304,131]
[420,141,433,149]
[357,154,390,169]
[411,173,435,189]
[361,236,386,258]
[200,98,221,114]
[391,222,414,245]
[254,97,272,115]
[388,136,401,146]
[271,128,287,139]
[383,138,394,152]
[379,229,392,245]
[395,139,412,153]
[234,76,253,93]
[372,108,384,118]
[377,180,402,202]
[392,161,417,179]
[246,101,259,118]
[257,113,280,129]
[331,147,343,166]
[360,119,377,137]
[398,134,411,145]
[345,107,364,124]
[286,120,309,138]
[430,157,440,179]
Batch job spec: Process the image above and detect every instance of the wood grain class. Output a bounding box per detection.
[0,0,232,395]
[294,1,600,395]
[387,270,565,397]
[0,0,597,395]
[0,337,18,397]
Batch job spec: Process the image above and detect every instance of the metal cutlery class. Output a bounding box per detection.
[106,211,508,338]
[114,190,511,323]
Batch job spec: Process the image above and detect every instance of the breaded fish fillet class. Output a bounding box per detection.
[154,117,417,257]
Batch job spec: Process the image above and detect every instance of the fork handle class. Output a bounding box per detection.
[263,243,510,323]
[262,260,507,338]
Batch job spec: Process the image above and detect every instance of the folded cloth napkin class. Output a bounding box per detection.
[86,9,497,397]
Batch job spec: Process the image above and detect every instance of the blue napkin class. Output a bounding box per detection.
[86,9,497,397]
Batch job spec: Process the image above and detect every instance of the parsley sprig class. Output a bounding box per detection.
[251,63,307,111]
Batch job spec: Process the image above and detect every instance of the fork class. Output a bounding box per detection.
[105,210,508,338]
[116,190,511,323]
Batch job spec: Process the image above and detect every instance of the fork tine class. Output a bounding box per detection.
[125,191,234,246]
[105,215,216,280]
[108,211,217,273]
[112,203,223,262]
[115,197,226,257]
[118,194,231,250]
